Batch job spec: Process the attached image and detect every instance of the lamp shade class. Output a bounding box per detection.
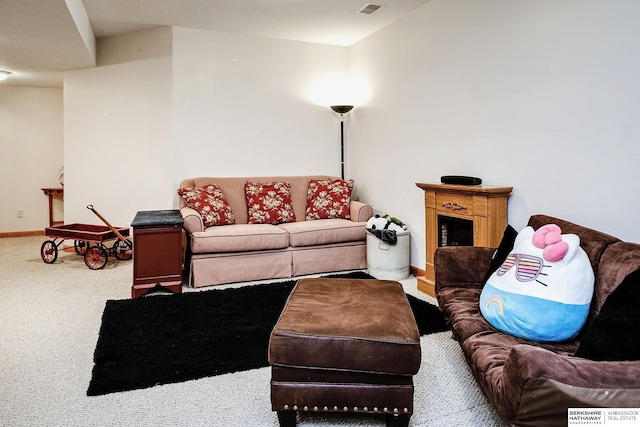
[330,105,354,114]
[0,70,11,81]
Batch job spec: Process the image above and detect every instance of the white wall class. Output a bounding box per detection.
[64,28,173,227]
[0,86,63,232]
[170,27,349,190]
[62,27,349,228]
[350,0,640,269]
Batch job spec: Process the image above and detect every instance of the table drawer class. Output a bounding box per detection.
[435,193,473,216]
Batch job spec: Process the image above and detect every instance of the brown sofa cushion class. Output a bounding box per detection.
[269,278,421,375]
[575,268,640,361]
[481,224,518,285]
[528,214,620,274]
[589,241,640,316]
[437,287,492,343]
[190,224,289,253]
[277,219,366,247]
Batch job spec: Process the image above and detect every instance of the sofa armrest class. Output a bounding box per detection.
[502,345,640,417]
[505,344,640,390]
[180,207,204,234]
[434,246,495,294]
[350,200,373,222]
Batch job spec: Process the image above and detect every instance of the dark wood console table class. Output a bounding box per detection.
[415,183,512,297]
[131,210,184,298]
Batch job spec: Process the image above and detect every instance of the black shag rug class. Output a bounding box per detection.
[87,272,447,396]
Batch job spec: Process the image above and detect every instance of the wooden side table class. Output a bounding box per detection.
[41,187,64,226]
[131,210,184,298]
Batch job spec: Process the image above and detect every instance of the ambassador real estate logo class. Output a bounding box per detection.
[568,409,639,425]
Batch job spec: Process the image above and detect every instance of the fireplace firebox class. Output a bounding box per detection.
[438,215,473,247]
[415,182,512,297]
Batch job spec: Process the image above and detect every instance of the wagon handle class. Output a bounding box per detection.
[87,204,129,243]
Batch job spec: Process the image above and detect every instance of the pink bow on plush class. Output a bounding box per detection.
[532,224,569,261]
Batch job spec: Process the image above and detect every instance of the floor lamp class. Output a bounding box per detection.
[330,105,354,179]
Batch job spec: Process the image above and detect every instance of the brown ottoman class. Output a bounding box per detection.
[268,278,421,427]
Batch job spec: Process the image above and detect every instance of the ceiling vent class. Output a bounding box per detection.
[357,3,382,14]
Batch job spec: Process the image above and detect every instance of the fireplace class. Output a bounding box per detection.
[415,182,512,296]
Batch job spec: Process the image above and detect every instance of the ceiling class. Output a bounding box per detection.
[0,0,431,88]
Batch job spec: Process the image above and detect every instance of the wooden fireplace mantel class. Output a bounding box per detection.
[415,182,513,297]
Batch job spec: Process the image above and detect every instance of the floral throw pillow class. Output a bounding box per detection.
[177,184,235,228]
[245,181,296,224]
[306,179,354,220]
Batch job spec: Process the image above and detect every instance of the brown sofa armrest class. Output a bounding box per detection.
[505,344,640,391]
[434,246,495,294]
[501,344,640,420]
[180,207,204,234]
[350,200,373,222]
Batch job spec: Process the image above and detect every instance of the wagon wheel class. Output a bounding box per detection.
[74,240,89,255]
[84,245,108,270]
[40,240,58,264]
[112,239,133,261]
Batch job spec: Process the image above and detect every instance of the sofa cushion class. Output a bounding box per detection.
[481,224,518,286]
[179,176,369,225]
[245,181,296,224]
[277,219,366,247]
[177,184,235,227]
[305,178,353,220]
[589,241,640,320]
[575,268,640,361]
[190,224,289,253]
[438,287,492,343]
[527,214,620,275]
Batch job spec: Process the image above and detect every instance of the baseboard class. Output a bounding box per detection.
[410,265,426,278]
[0,230,44,238]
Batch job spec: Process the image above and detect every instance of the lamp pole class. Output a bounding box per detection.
[330,105,354,179]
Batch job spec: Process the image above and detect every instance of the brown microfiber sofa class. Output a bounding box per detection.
[435,214,640,426]
[179,176,373,288]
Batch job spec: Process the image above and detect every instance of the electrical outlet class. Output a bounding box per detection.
[17,209,24,218]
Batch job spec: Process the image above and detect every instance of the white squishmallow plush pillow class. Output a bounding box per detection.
[479,224,595,342]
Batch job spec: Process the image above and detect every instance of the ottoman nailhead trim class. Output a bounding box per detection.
[283,404,409,414]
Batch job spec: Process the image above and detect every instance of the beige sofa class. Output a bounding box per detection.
[178,176,373,287]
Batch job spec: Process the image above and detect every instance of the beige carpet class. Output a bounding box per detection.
[0,236,508,426]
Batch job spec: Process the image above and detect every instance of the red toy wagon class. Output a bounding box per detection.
[40,205,133,270]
